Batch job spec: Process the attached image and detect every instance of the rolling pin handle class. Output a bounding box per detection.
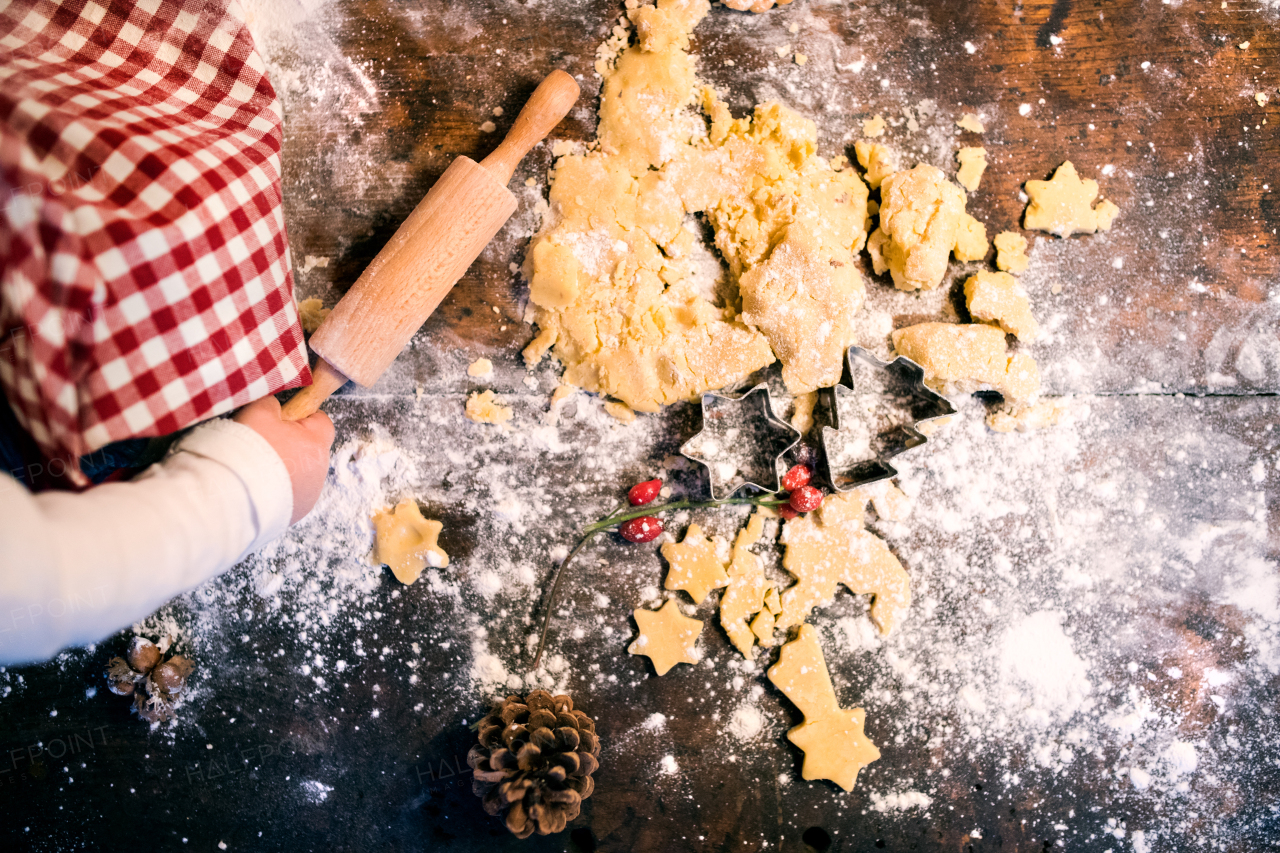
[281,357,351,421]
[480,69,581,185]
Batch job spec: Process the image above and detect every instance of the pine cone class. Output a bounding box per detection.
[467,690,600,839]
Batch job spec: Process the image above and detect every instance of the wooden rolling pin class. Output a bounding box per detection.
[282,70,580,421]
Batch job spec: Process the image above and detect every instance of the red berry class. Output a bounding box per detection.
[782,464,812,492]
[620,516,664,543]
[788,485,823,513]
[627,478,663,506]
[777,505,798,520]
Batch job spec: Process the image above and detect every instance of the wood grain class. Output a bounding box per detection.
[2,2,1277,852]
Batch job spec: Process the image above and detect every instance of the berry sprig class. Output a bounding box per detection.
[531,465,825,669]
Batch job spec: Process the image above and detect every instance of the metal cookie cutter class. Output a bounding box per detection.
[815,346,956,492]
[680,383,800,499]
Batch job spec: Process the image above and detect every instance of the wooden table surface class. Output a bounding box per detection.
[1,1,1278,851]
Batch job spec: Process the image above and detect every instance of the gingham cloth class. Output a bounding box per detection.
[0,0,310,487]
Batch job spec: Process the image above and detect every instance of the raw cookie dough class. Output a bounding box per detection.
[866,164,988,291]
[993,231,1030,273]
[987,398,1067,433]
[790,390,817,434]
[1024,160,1120,237]
[372,500,449,585]
[964,270,1039,341]
[892,322,1040,401]
[862,114,886,137]
[858,479,912,522]
[465,390,513,424]
[767,624,880,791]
[628,598,703,675]
[298,297,329,335]
[956,146,987,192]
[604,400,636,423]
[525,0,870,408]
[661,523,730,604]
[467,358,494,378]
[719,511,776,659]
[723,0,793,10]
[956,113,985,133]
[777,491,912,634]
[854,140,896,190]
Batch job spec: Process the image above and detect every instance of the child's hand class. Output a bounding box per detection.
[234,397,335,524]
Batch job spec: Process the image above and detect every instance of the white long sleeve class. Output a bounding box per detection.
[0,418,293,665]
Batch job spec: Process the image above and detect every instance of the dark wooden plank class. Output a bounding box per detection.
[2,2,1279,852]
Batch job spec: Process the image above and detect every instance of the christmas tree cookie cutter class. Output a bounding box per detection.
[680,347,955,498]
[814,346,956,492]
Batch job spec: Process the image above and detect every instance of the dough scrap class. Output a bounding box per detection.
[866,164,988,291]
[790,390,817,435]
[862,114,886,137]
[525,0,870,407]
[719,511,775,659]
[372,500,449,585]
[298,297,329,335]
[993,231,1029,274]
[987,398,1067,432]
[892,321,1040,401]
[956,113,985,133]
[661,523,730,604]
[778,491,912,634]
[604,400,636,423]
[964,270,1039,341]
[467,358,494,378]
[857,479,912,521]
[465,389,513,424]
[956,146,987,192]
[723,0,794,11]
[854,140,896,190]
[629,598,703,676]
[1024,160,1120,237]
[767,624,880,791]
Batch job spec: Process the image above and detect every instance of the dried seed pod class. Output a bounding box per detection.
[105,657,140,696]
[126,637,161,674]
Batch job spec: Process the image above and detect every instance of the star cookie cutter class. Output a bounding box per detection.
[680,383,800,499]
[815,346,956,492]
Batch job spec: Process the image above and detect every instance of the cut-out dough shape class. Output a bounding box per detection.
[767,624,880,791]
[719,511,775,659]
[372,500,449,585]
[778,491,912,634]
[629,599,703,676]
[661,523,730,605]
[1024,160,1119,237]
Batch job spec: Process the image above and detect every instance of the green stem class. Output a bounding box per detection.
[583,495,789,535]
[530,529,600,672]
[529,493,789,672]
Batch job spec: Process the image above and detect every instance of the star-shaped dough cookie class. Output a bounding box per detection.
[628,599,703,676]
[786,708,880,792]
[767,624,880,791]
[661,523,730,605]
[1023,160,1119,238]
[372,500,449,585]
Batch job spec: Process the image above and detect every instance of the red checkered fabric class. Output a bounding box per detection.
[0,0,310,486]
